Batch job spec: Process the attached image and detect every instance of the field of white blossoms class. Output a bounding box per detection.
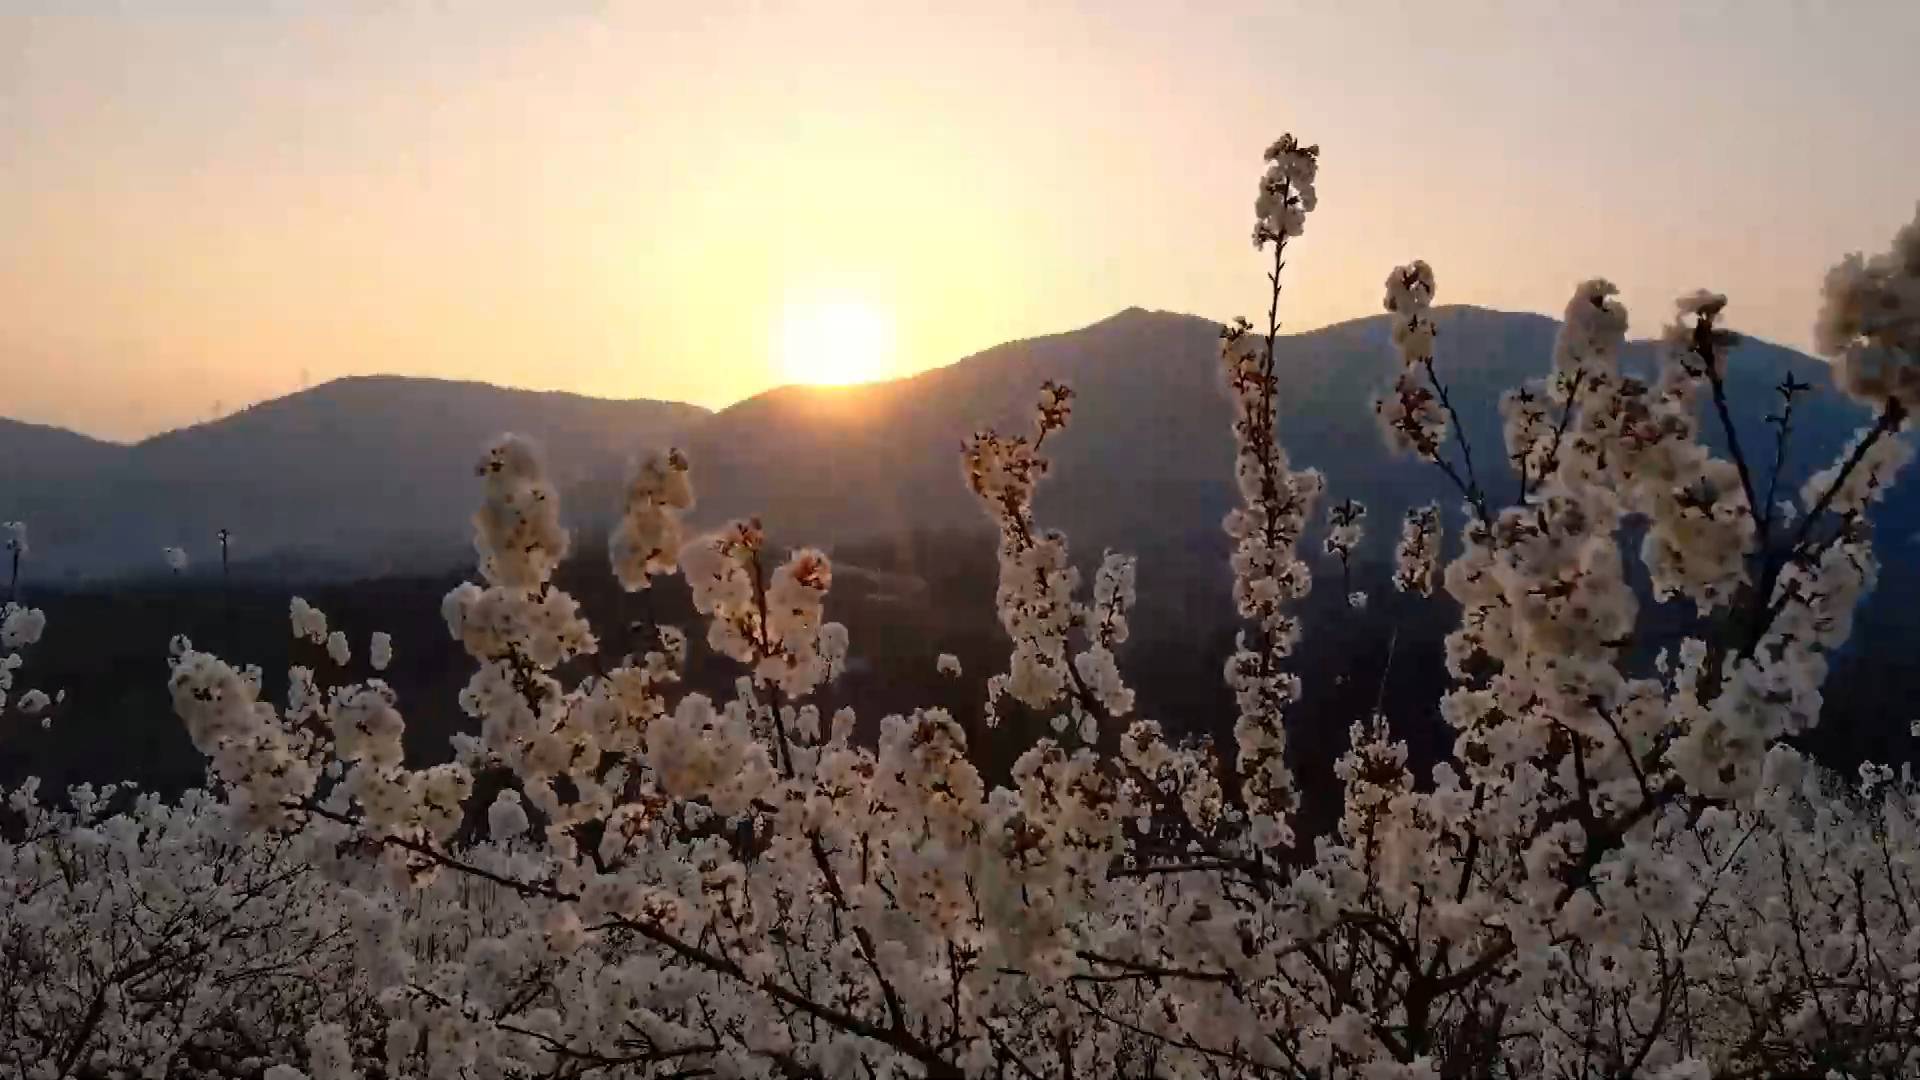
[4,135,1920,1080]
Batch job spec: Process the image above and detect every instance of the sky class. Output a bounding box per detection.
[3,2,1918,442]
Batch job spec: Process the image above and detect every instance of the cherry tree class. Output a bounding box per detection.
[2,136,1916,1080]
[0,781,366,1078]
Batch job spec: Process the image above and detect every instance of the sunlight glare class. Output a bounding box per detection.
[777,297,895,387]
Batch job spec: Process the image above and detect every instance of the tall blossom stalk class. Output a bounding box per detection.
[2,141,1918,1080]
[1220,135,1326,850]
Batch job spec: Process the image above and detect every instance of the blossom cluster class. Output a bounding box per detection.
[1376,261,1450,460]
[1392,503,1441,596]
[1,601,51,723]
[960,380,1127,731]
[1815,201,1920,409]
[610,448,693,591]
[1220,315,1323,846]
[1252,134,1319,247]
[1,783,364,1079]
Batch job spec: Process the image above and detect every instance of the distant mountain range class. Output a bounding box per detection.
[2,379,706,582]
[662,305,1920,632]
[5,307,1916,601]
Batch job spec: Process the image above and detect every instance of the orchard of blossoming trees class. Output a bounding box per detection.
[6,135,1920,1080]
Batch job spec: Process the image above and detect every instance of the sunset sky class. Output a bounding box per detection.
[4,2,1918,442]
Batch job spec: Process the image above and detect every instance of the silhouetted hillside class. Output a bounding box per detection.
[630,306,1920,648]
[0,419,134,562]
[10,309,1912,597]
[3,377,706,583]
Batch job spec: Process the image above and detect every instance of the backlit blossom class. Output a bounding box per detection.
[611,448,694,591]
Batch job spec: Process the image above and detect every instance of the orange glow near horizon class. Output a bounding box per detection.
[4,6,1918,441]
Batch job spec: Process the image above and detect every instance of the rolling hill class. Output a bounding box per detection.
[4,308,1913,601]
[1,418,135,564]
[653,305,1919,631]
[2,377,707,584]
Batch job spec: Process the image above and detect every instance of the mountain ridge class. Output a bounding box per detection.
[3,305,1908,590]
[0,303,1718,447]
[2,377,707,582]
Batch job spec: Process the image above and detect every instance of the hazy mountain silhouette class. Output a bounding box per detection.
[2,419,135,576]
[2,377,707,583]
[2,419,133,513]
[647,306,1918,626]
[4,310,1914,598]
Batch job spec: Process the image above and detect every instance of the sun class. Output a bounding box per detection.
[777,297,895,387]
